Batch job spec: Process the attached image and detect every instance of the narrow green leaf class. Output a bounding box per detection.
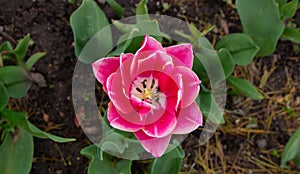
[280,0,298,19]
[80,145,132,174]
[199,91,225,124]
[1,109,76,142]
[0,66,31,98]
[215,33,259,65]
[70,0,112,62]
[25,52,46,70]
[227,76,263,100]
[0,82,9,111]
[217,49,234,78]
[105,0,125,18]
[149,144,185,174]
[275,0,287,8]
[281,127,300,168]
[13,34,30,59]
[281,27,300,44]
[0,128,34,174]
[136,0,149,21]
[236,0,285,56]
[0,41,13,52]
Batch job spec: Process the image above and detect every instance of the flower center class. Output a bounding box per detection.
[131,76,165,108]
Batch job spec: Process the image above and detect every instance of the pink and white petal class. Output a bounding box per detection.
[130,95,153,114]
[143,110,177,138]
[172,102,202,134]
[106,72,133,114]
[120,53,134,90]
[172,66,200,107]
[135,51,173,77]
[165,44,193,69]
[107,103,142,132]
[92,57,120,92]
[130,35,165,76]
[134,130,171,158]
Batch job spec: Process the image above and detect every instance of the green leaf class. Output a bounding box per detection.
[236,0,285,56]
[136,0,149,21]
[217,49,234,78]
[105,0,125,18]
[149,144,185,174]
[70,0,112,62]
[281,127,300,168]
[80,145,132,174]
[275,0,287,8]
[280,0,298,19]
[199,91,225,124]
[0,109,76,142]
[113,19,166,54]
[0,66,31,98]
[227,76,263,100]
[215,33,259,66]
[0,41,13,52]
[0,128,34,174]
[25,52,46,70]
[281,27,300,44]
[0,82,9,111]
[13,34,30,63]
[101,114,144,159]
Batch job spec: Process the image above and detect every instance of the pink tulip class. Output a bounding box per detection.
[92,35,202,158]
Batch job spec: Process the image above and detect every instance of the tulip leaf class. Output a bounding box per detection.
[215,33,259,66]
[281,27,300,44]
[0,41,13,53]
[0,128,34,174]
[80,145,132,174]
[136,0,149,21]
[217,48,234,79]
[280,0,298,20]
[199,91,225,124]
[13,34,30,64]
[26,52,46,70]
[0,109,76,142]
[0,66,31,98]
[149,144,185,174]
[227,76,263,100]
[70,0,112,63]
[105,0,125,18]
[236,0,285,56]
[101,115,144,159]
[275,0,287,8]
[0,82,8,111]
[280,127,300,168]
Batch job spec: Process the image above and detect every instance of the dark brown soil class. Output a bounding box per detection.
[1,0,299,173]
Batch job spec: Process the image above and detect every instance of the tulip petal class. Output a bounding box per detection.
[143,110,177,138]
[172,102,202,134]
[131,35,165,77]
[134,130,171,158]
[120,53,134,90]
[106,72,133,114]
[107,103,143,132]
[130,95,153,114]
[165,44,193,69]
[92,57,120,92]
[172,66,200,107]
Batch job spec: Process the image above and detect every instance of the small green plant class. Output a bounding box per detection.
[0,34,75,174]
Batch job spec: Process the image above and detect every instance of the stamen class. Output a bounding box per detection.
[151,78,155,89]
[156,86,160,92]
[141,79,147,89]
[136,87,143,93]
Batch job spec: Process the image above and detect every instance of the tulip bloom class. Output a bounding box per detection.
[92,35,202,157]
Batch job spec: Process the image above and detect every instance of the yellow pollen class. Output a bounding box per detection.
[142,89,152,100]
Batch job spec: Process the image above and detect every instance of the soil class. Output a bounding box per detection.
[0,0,299,174]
